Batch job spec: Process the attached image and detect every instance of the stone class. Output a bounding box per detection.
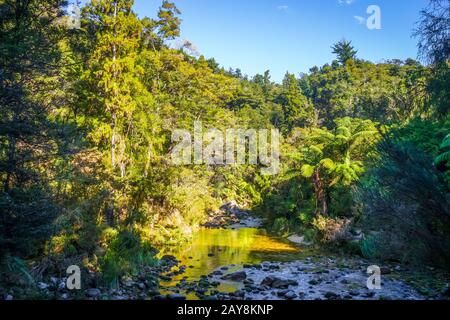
[260,275,298,289]
[160,255,178,266]
[443,285,450,297]
[324,292,340,300]
[269,264,281,270]
[234,290,245,298]
[37,282,49,290]
[85,288,101,298]
[287,235,313,246]
[145,279,158,288]
[222,271,247,282]
[5,294,13,301]
[284,291,298,300]
[148,290,160,296]
[277,290,289,297]
[220,201,240,212]
[167,293,186,300]
[159,275,172,282]
[123,280,134,288]
[380,267,391,275]
[58,281,66,291]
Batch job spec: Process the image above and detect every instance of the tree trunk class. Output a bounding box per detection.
[111,2,118,168]
[105,201,115,227]
[111,112,116,167]
[313,169,328,216]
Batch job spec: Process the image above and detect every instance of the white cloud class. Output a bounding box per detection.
[354,15,366,24]
[277,5,289,11]
[338,0,356,5]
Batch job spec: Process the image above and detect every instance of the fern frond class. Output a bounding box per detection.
[301,164,315,178]
[435,152,450,166]
[336,126,351,138]
[320,158,336,170]
[308,145,324,155]
[440,134,450,149]
[283,168,302,180]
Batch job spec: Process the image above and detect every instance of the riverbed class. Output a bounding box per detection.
[156,227,429,300]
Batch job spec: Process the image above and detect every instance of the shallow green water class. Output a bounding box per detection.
[157,228,303,295]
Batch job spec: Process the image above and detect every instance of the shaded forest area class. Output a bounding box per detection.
[0,0,449,299]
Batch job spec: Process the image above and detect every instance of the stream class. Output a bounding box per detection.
[158,228,304,297]
[156,226,427,300]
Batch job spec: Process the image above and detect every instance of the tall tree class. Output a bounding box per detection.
[295,118,380,216]
[156,0,181,41]
[275,73,314,132]
[332,39,357,65]
[414,0,450,117]
[140,1,181,50]
[414,0,450,64]
[0,0,66,257]
[83,0,148,178]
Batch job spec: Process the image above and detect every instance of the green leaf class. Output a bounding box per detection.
[301,164,315,178]
[435,152,450,166]
[320,158,336,170]
[440,134,450,149]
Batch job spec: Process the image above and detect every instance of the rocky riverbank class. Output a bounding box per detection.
[1,254,183,301]
[204,259,425,300]
[154,202,450,301]
[202,201,263,229]
[6,201,449,301]
[158,255,450,301]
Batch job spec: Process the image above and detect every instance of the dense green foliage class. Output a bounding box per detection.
[0,0,448,296]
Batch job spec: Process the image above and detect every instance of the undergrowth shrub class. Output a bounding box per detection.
[312,215,352,244]
[358,139,450,266]
[99,229,157,287]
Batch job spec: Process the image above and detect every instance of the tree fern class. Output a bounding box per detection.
[440,134,450,149]
[435,134,450,166]
[435,152,450,166]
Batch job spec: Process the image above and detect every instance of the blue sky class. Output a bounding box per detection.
[80,0,430,82]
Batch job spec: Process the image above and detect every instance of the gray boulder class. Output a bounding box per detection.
[260,275,298,289]
[222,271,247,282]
[85,288,101,298]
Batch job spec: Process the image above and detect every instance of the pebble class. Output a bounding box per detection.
[85,288,101,298]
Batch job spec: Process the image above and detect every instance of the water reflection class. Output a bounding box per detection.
[157,228,301,288]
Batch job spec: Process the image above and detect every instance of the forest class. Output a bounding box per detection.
[0,0,449,301]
